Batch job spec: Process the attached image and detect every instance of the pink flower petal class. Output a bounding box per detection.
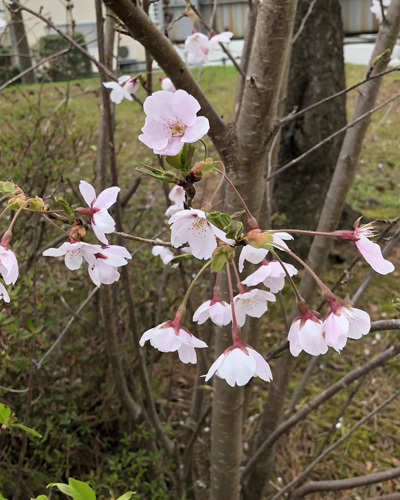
[95,186,120,210]
[355,236,394,275]
[79,180,96,206]
[178,344,197,364]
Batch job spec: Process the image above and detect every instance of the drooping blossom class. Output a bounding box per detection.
[160,77,176,92]
[140,320,208,364]
[205,342,272,387]
[193,297,232,326]
[86,245,131,287]
[152,245,176,266]
[242,260,298,293]
[42,241,101,270]
[169,208,234,260]
[165,185,186,217]
[185,31,233,65]
[0,245,19,285]
[288,309,328,356]
[0,283,10,303]
[334,220,394,275]
[323,300,371,352]
[78,181,120,245]
[233,288,275,327]
[238,232,293,272]
[139,90,210,156]
[103,75,139,104]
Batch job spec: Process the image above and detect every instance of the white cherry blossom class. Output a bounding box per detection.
[288,312,327,357]
[0,282,10,303]
[242,260,298,293]
[205,343,272,387]
[169,208,234,260]
[161,77,176,92]
[152,245,176,266]
[42,241,101,271]
[239,233,293,272]
[103,75,139,104]
[79,180,120,245]
[140,320,208,364]
[193,298,232,326]
[0,246,18,285]
[233,289,275,327]
[86,245,131,287]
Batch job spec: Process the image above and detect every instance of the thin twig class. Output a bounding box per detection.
[280,389,400,500]
[292,0,318,44]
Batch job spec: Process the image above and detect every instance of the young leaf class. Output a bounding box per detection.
[68,478,96,500]
[31,495,49,500]
[0,403,12,425]
[14,423,42,438]
[47,484,72,496]
[116,493,135,500]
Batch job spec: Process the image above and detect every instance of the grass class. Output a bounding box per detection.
[0,63,399,499]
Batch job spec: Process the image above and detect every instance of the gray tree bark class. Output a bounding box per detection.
[8,2,36,84]
[273,0,346,258]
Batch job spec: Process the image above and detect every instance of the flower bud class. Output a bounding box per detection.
[244,229,274,250]
[189,158,214,181]
[28,196,48,211]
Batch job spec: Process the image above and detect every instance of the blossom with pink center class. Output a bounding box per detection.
[193,297,232,326]
[0,245,18,285]
[323,301,371,352]
[169,208,234,260]
[140,320,208,364]
[185,32,211,64]
[288,310,327,356]
[334,220,394,275]
[103,75,139,104]
[86,245,131,287]
[205,342,272,387]
[0,283,10,303]
[239,232,293,272]
[42,241,101,270]
[185,31,233,64]
[79,180,120,245]
[152,245,176,266]
[242,260,298,293]
[233,289,276,327]
[160,77,176,92]
[139,90,210,156]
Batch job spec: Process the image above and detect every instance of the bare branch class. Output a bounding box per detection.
[281,389,400,500]
[289,466,400,499]
[242,343,400,481]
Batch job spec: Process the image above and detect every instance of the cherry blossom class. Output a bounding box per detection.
[152,245,176,266]
[169,185,186,205]
[0,245,19,285]
[42,241,101,270]
[233,289,275,327]
[205,342,272,387]
[103,75,139,104]
[160,77,176,92]
[185,31,233,65]
[193,298,232,326]
[242,260,298,293]
[139,90,210,156]
[288,310,327,356]
[78,181,120,245]
[323,301,371,352]
[86,245,131,287]
[169,208,234,260]
[140,320,208,364]
[0,283,10,303]
[334,220,394,275]
[239,232,293,272]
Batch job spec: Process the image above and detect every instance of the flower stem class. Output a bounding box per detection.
[214,161,259,229]
[227,262,241,343]
[274,243,333,299]
[271,250,306,308]
[271,228,341,238]
[175,259,212,320]
[40,213,79,241]
[199,138,208,160]
[201,163,225,212]
[231,258,246,294]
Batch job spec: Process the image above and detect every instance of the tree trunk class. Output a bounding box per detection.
[273,0,346,258]
[9,2,36,84]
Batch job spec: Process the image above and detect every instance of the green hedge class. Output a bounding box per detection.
[34,32,93,81]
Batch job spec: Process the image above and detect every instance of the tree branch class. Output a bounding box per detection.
[289,466,400,499]
[242,342,400,481]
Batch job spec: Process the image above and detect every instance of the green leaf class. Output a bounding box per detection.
[54,196,75,224]
[206,211,232,231]
[224,220,244,240]
[47,483,72,496]
[211,244,235,272]
[14,423,42,438]
[31,495,49,500]
[116,493,135,500]
[68,478,96,500]
[165,143,195,172]
[0,181,16,194]
[0,403,12,425]
[0,492,9,500]
[136,165,178,182]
